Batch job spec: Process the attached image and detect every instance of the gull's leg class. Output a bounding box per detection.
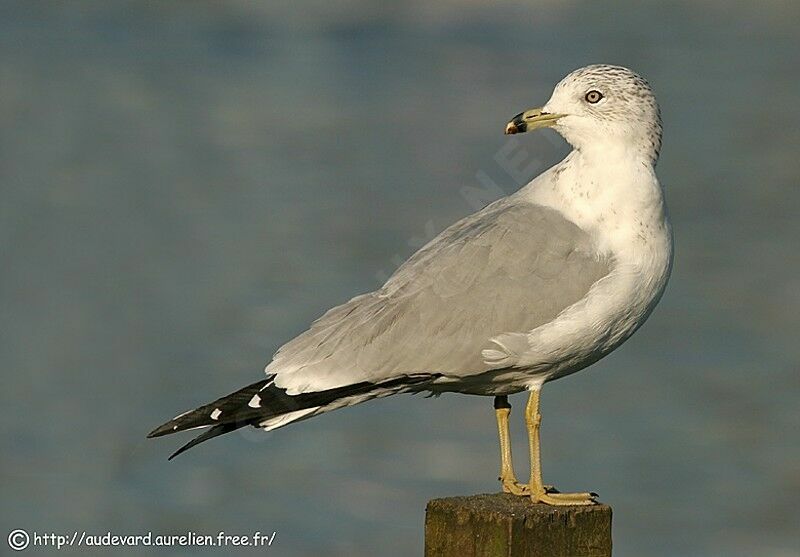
[525,388,597,505]
[494,396,529,496]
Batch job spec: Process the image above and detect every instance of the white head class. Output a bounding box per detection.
[505,64,662,164]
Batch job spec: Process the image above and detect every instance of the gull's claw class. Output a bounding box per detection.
[531,487,598,506]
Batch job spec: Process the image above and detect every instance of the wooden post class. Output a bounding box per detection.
[425,493,612,557]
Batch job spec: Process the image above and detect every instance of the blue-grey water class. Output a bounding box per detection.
[1,2,799,556]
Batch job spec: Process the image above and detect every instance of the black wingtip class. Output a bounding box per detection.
[167,423,239,461]
[152,373,440,459]
[147,423,175,439]
[147,379,272,441]
[167,444,190,461]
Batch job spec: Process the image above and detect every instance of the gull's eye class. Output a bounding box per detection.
[585,90,603,104]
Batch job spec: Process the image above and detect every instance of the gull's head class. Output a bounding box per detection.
[505,64,662,163]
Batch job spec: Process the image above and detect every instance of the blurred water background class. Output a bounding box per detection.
[1,2,799,556]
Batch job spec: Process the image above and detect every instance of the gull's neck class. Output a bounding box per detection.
[574,139,657,168]
[520,146,668,256]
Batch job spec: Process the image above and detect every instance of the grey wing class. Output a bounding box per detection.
[267,197,611,394]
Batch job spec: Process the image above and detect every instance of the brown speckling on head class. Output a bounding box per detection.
[551,64,662,163]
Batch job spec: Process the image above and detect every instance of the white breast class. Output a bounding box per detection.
[493,150,673,386]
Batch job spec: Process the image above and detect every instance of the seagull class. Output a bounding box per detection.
[149,64,672,506]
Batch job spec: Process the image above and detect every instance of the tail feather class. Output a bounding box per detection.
[148,373,439,459]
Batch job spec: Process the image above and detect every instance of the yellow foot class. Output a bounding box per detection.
[501,481,561,497]
[530,487,598,506]
[500,479,530,496]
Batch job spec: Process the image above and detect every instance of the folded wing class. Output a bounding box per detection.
[267,197,611,394]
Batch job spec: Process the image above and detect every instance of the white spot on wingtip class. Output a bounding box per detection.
[248,394,261,408]
[210,408,222,420]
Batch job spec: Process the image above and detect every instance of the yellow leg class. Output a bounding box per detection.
[525,388,597,506]
[494,396,529,495]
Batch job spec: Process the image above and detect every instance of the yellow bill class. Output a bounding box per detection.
[505,108,565,135]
